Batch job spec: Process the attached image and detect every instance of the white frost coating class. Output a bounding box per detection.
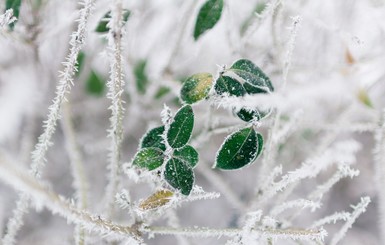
[311,211,351,228]
[2,1,96,244]
[330,197,371,245]
[270,199,321,217]
[214,78,354,114]
[103,0,126,215]
[0,153,142,243]
[0,9,16,29]
[261,216,278,228]
[281,15,301,91]
[243,210,263,231]
[309,164,360,201]
[242,0,282,41]
[260,227,327,242]
[260,140,361,203]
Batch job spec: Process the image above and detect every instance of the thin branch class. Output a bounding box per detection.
[330,197,371,245]
[0,153,142,243]
[61,101,89,245]
[257,16,301,189]
[103,0,126,216]
[146,225,327,242]
[242,0,282,42]
[281,16,301,91]
[2,1,95,244]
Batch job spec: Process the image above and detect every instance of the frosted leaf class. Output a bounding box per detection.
[181,73,213,104]
[173,145,199,168]
[164,158,194,195]
[167,105,194,149]
[215,127,263,170]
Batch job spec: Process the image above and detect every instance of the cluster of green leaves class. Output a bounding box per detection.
[132,105,198,195]
[180,59,273,171]
[132,59,273,197]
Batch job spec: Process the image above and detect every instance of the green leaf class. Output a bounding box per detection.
[174,145,199,168]
[85,70,105,96]
[236,108,270,122]
[164,158,194,195]
[167,105,194,149]
[95,10,130,33]
[214,75,246,97]
[6,0,22,29]
[134,60,149,94]
[132,147,164,170]
[76,51,85,77]
[215,127,262,170]
[140,126,166,151]
[229,59,274,93]
[193,0,224,40]
[180,73,213,104]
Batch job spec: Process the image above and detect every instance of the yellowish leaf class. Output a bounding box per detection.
[139,190,174,210]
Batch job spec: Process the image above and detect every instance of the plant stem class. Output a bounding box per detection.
[146,225,326,241]
[0,153,142,242]
[61,101,89,245]
[104,0,125,217]
[1,1,95,244]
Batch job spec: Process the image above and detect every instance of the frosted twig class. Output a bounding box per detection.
[104,0,126,216]
[0,153,142,242]
[270,199,321,217]
[285,164,359,225]
[373,109,385,244]
[311,212,351,228]
[30,0,95,179]
[243,211,263,231]
[281,16,301,91]
[258,165,283,193]
[257,16,301,191]
[61,101,89,245]
[2,1,95,244]
[255,141,360,205]
[330,197,371,245]
[309,164,359,201]
[166,210,190,245]
[242,0,282,41]
[147,226,326,242]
